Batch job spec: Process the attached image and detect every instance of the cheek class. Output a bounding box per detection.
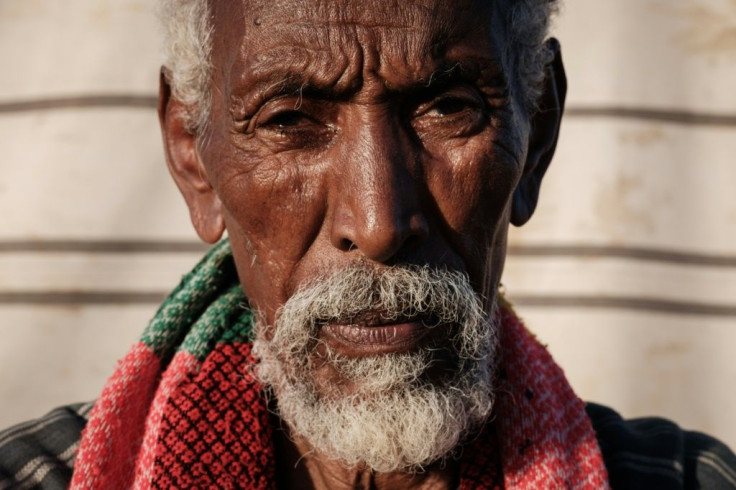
[424,131,523,278]
[206,139,328,316]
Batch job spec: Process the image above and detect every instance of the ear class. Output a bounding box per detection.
[510,38,567,226]
[158,69,225,243]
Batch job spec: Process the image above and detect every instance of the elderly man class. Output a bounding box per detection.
[2,0,735,489]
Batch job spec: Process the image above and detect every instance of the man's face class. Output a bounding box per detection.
[198,0,531,335]
[162,0,563,470]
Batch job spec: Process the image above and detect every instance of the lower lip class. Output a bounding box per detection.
[320,322,430,355]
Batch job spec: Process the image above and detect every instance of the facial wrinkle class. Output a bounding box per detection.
[254,0,435,28]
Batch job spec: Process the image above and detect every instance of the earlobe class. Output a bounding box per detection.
[510,38,567,226]
[158,69,225,243]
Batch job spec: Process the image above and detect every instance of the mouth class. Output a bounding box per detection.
[317,312,440,356]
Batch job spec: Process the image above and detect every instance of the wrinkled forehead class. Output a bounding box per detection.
[209,0,508,95]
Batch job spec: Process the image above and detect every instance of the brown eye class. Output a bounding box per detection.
[253,102,335,151]
[429,97,474,117]
[411,87,487,139]
[260,110,311,130]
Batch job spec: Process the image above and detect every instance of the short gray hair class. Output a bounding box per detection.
[158,0,560,133]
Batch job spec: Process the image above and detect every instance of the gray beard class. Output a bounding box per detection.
[252,264,497,473]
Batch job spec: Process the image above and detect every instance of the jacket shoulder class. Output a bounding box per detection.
[0,402,92,490]
[586,402,736,490]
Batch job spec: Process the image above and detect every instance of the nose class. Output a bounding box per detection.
[329,111,429,263]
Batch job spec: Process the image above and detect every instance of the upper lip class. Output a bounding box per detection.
[318,309,436,328]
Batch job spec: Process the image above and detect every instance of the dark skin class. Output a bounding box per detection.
[159,0,566,487]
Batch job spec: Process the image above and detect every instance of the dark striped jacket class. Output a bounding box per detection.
[0,402,734,489]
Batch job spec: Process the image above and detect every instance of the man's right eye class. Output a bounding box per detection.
[260,110,310,130]
[250,102,335,150]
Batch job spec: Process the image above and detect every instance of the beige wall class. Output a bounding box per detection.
[1,0,735,450]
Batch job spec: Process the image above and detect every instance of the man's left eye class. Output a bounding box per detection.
[427,97,475,117]
[411,88,487,138]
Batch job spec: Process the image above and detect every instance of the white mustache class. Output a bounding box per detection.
[268,264,490,363]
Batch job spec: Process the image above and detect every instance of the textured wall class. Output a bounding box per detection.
[506,0,736,450]
[1,0,735,450]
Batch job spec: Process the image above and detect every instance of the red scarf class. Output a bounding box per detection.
[70,241,609,489]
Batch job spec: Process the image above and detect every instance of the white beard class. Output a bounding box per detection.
[252,264,497,473]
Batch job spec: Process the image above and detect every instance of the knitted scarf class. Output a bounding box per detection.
[70,240,609,489]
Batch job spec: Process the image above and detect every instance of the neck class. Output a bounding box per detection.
[273,421,459,490]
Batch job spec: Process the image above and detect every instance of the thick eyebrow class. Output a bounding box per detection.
[400,58,510,96]
[231,71,350,117]
[256,74,324,103]
[231,69,366,117]
[231,45,361,115]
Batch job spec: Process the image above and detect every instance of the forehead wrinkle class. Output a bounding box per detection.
[247,46,342,81]
[221,0,505,108]
[368,3,498,89]
[267,19,421,31]
[253,0,440,28]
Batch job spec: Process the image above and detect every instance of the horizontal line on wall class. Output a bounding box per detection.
[0,291,167,305]
[565,106,736,127]
[0,95,157,113]
[511,295,736,317]
[507,244,736,267]
[1,240,734,268]
[0,240,209,254]
[1,95,736,127]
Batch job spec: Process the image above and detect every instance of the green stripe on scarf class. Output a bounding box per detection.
[140,239,253,362]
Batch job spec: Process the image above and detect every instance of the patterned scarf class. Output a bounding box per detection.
[70,240,609,489]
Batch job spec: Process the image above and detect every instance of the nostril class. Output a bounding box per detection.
[403,233,422,251]
[339,238,355,252]
[408,214,430,245]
